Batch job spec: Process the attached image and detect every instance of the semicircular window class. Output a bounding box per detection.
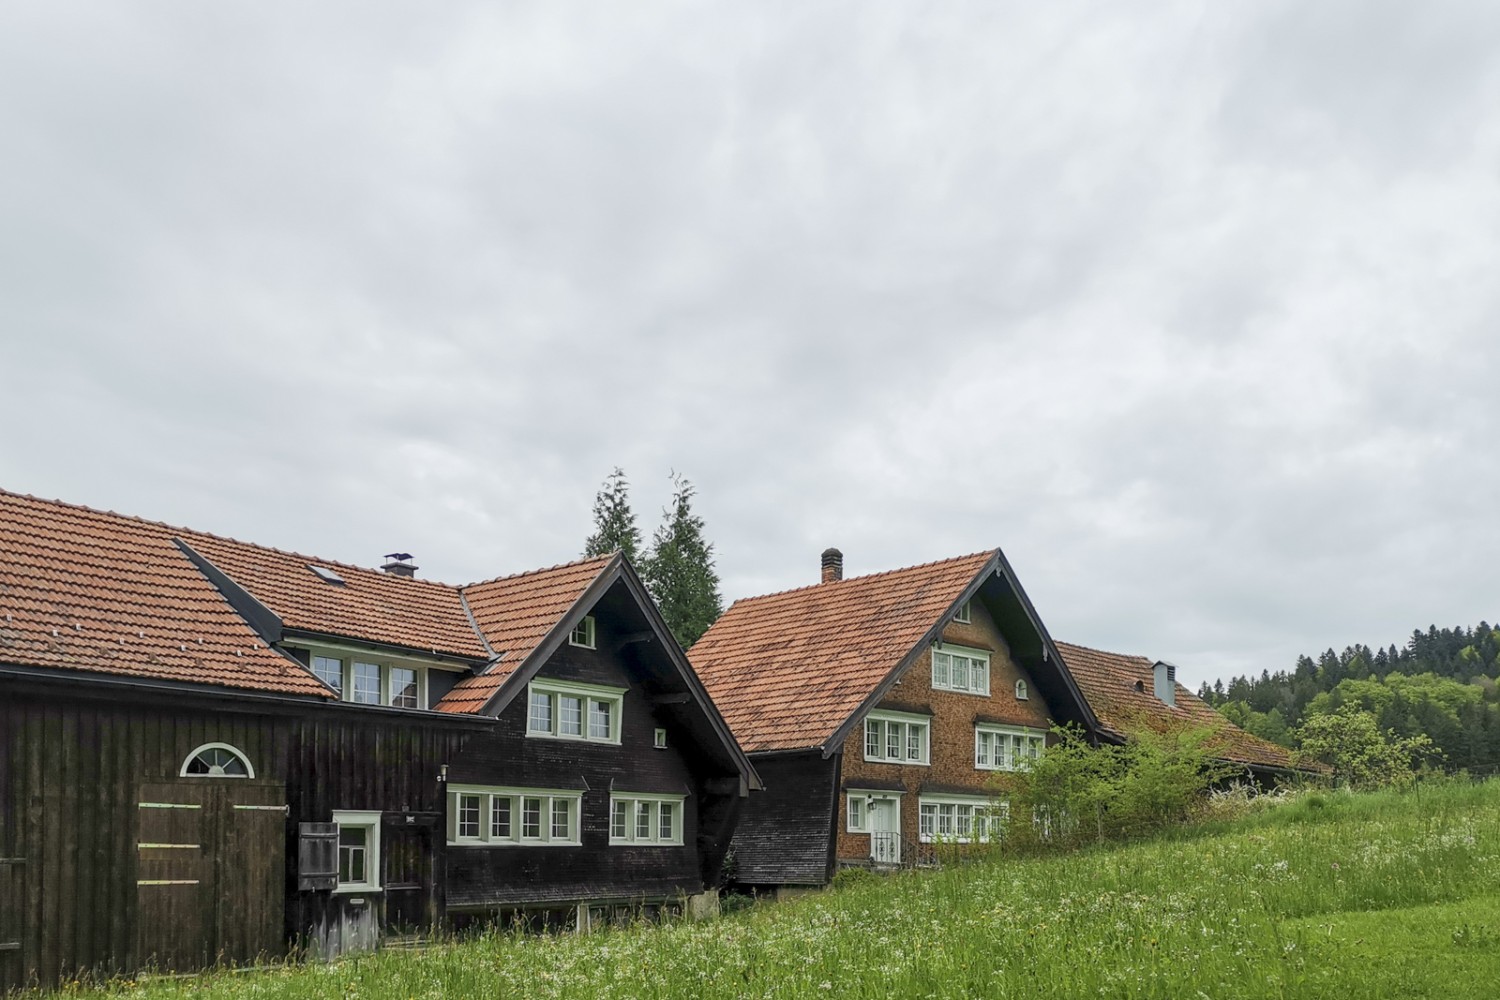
[182,743,254,778]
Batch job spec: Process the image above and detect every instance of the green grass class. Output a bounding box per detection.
[53,780,1500,999]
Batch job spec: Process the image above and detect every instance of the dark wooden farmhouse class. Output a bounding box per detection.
[0,490,758,991]
[688,548,1100,894]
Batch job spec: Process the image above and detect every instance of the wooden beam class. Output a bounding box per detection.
[650,693,691,706]
[613,631,655,651]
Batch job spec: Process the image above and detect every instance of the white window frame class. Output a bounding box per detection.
[931,642,991,696]
[974,724,1046,771]
[304,645,440,710]
[180,742,255,779]
[862,709,930,766]
[653,727,668,749]
[525,678,624,744]
[569,615,597,649]
[953,600,972,624]
[608,792,686,846]
[332,809,382,893]
[846,793,867,833]
[1015,679,1029,700]
[446,785,583,847]
[917,794,1008,844]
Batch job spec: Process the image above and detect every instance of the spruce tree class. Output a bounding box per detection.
[640,474,723,649]
[583,467,642,562]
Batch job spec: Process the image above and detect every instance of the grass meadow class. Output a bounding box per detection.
[53,779,1500,999]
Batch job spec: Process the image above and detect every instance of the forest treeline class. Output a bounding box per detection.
[1199,623,1500,772]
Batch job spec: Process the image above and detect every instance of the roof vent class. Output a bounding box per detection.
[308,565,345,585]
[1153,661,1177,707]
[821,547,843,584]
[381,552,418,578]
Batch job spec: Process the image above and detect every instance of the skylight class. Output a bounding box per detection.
[308,565,345,585]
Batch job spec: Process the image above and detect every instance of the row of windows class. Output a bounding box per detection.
[976,726,1045,771]
[929,643,1030,701]
[863,713,1047,771]
[527,679,625,744]
[846,793,1009,844]
[446,787,685,847]
[311,654,425,709]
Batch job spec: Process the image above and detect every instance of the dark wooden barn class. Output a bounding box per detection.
[0,490,757,990]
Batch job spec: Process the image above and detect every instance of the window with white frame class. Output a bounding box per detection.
[526,678,624,743]
[953,600,972,624]
[181,743,255,778]
[917,796,1008,844]
[846,793,866,832]
[931,643,990,695]
[863,710,930,765]
[974,724,1046,771]
[1015,679,1029,701]
[447,785,582,846]
[609,793,685,846]
[332,810,382,891]
[569,615,596,649]
[305,650,434,710]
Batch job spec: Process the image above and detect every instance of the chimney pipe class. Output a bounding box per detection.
[381,552,418,578]
[1153,661,1177,707]
[820,547,843,584]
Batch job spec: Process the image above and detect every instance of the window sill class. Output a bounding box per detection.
[447,840,582,848]
[524,732,621,746]
[333,884,383,895]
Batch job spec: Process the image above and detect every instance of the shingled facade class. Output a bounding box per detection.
[689,549,1099,890]
[0,490,758,990]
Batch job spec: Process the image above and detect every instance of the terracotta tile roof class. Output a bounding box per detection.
[688,552,995,753]
[436,555,617,714]
[1055,641,1300,771]
[179,530,486,660]
[0,491,331,698]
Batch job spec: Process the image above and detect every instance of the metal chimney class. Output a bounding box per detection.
[1153,661,1177,707]
[381,552,418,578]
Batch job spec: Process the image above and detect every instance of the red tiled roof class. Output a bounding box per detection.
[688,552,995,753]
[1055,641,1300,771]
[180,530,486,659]
[0,491,331,698]
[436,555,617,714]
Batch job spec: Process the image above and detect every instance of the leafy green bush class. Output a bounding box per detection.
[1293,706,1438,788]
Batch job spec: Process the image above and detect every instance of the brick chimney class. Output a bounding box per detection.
[381,552,418,578]
[821,547,843,584]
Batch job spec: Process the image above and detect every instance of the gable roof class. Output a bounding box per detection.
[1055,641,1301,772]
[436,554,617,714]
[689,550,1096,754]
[0,491,332,699]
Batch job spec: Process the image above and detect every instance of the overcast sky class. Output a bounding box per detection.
[3,2,1498,688]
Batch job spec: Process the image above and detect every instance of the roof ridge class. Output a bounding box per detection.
[1054,639,1157,665]
[721,549,997,608]
[460,552,616,590]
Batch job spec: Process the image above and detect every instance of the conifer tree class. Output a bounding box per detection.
[639,474,723,649]
[583,467,642,562]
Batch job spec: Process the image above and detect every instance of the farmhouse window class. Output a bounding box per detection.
[180,742,254,778]
[608,793,686,846]
[526,679,624,744]
[862,710,930,765]
[331,810,382,892]
[953,600,972,624]
[569,615,596,649]
[917,795,1007,844]
[932,643,990,695]
[448,786,581,847]
[974,725,1046,771]
[304,649,435,710]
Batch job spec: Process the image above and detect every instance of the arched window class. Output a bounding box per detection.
[181,743,255,779]
[1014,679,1029,701]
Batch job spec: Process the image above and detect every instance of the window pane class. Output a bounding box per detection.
[338,827,366,884]
[559,696,583,736]
[352,662,381,704]
[907,725,922,761]
[886,723,900,760]
[612,800,628,839]
[976,731,991,767]
[312,656,343,695]
[848,797,863,832]
[957,805,973,838]
[522,798,542,838]
[975,659,989,693]
[552,799,570,840]
[492,797,511,839]
[528,691,552,733]
[933,652,950,687]
[919,804,936,840]
[458,794,480,838]
[659,802,674,842]
[938,804,955,836]
[589,699,612,739]
[389,667,418,709]
[635,801,651,840]
[865,720,880,758]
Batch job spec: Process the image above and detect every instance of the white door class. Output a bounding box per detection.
[869,799,900,865]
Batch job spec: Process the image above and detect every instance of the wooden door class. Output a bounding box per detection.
[0,857,23,981]
[381,821,432,935]
[136,780,285,972]
[869,799,900,865]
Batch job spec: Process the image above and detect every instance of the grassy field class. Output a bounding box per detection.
[55,780,1500,999]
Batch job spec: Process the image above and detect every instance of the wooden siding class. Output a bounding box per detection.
[445,619,715,909]
[728,751,841,888]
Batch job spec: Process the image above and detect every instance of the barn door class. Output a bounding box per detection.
[0,856,23,976]
[136,781,285,972]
